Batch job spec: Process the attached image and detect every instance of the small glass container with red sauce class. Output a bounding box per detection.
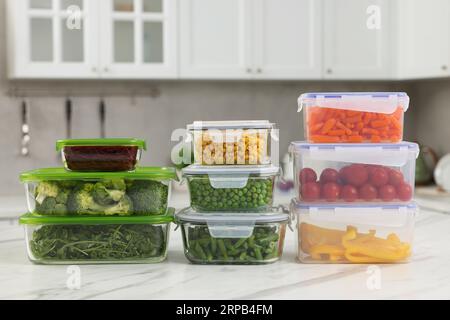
[56,138,146,172]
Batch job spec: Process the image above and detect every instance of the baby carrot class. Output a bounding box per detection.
[310,122,324,133]
[370,120,389,128]
[336,121,352,135]
[320,119,336,134]
[348,135,363,142]
[310,135,340,143]
[328,129,346,136]
[370,135,381,142]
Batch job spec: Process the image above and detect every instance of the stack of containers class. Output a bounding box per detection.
[18,138,177,264]
[290,93,419,263]
[176,121,290,264]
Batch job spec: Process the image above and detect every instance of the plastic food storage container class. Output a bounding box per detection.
[291,200,416,264]
[19,209,174,264]
[187,120,275,165]
[20,167,176,216]
[290,142,419,204]
[56,138,146,171]
[182,165,279,212]
[176,207,289,264]
[298,92,409,143]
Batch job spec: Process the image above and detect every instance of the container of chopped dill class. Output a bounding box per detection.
[19,208,174,264]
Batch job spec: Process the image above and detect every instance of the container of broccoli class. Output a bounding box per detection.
[182,165,279,212]
[176,207,289,265]
[20,167,177,216]
[19,209,174,264]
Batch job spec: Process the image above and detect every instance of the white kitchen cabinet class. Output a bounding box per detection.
[323,0,393,79]
[179,0,252,79]
[98,0,177,78]
[179,0,322,79]
[397,0,450,79]
[252,0,322,79]
[7,0,99,79]
[7,0,177,79]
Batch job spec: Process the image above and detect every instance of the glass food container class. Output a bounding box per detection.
[56,138,146,171]
[19,209,174,264]
[298,92,410,143]
[291,200,416,264]
[187,120,276,165]
[182,165,279,212]
[290,142,419,204]
[176,207,289,265]
[20,167,176,216]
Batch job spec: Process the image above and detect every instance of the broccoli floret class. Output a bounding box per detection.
[55,188,70,204]
[35,197,57,214]
[54,203,68,215]
[92,179,126,206]
[67,183,133,215]
[35,181,59,205]
[57,180,79,189]
[127,180,168,215]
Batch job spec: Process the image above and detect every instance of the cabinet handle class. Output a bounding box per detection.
[326,68,333,74]
[442,65,448,71]
[92,67,97,73]
[246,68,252,73]
[256,68,262,73]
[103,67,109,73]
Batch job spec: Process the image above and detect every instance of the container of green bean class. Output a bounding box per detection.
[182,165,279,212]
[176,207,289,264]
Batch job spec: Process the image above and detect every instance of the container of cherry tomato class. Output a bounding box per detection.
[291,199,416,263]
[298,92,409,143]
[290,142,419,204]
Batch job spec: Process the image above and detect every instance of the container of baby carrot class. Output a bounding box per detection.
[298,92,410,143]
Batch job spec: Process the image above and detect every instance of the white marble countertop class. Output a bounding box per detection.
[1,188,450,300]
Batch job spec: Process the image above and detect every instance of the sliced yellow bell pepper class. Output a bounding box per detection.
[310,244,346,262]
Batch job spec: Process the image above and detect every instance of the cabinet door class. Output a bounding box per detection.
[397,0,450,79]
[179,0,252,79]
[7,0,99,78]
[99,0,177,78]
[323,0,393,79]
[252,0,322,79]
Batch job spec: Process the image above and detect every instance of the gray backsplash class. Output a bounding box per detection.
[0,1,439,196]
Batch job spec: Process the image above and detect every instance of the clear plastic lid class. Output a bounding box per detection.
[56,138,146,151]
[290,141,419,166]
[290,199,417,228]
[187,120,275,130]
[176,207,289,238]
[19,208,175,225]
[20,167,177,182]
[182,165,280,188]
[298,92,410,114]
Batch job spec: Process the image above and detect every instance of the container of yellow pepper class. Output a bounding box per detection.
[291,199,416,263]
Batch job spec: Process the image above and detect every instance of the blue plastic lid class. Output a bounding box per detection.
[290,141,419,151]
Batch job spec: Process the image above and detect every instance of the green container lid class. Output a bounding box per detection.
[19,208,175,225]
[20,167,177,182]
[56,138,146,151]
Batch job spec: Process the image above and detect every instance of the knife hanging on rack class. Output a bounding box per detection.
[65,97,72,138]
[21,99,30,156]
[99,98,106,138]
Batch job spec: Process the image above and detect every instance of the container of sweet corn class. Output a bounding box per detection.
[187,121,276,165]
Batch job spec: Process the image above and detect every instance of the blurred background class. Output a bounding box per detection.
[0,0,448,198]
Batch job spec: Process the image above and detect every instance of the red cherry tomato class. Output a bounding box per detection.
[397,183,412,201]
[379,185,397,201]
[345,164,369,187]
[320,168,339,184]
[369,167,389,187]
[340,185,358,202]
[359,184,378,201]
[321,182,341,201]
[388,169,404,186]
[301,181,321,201]
[338,166,349,184]
[299,168,317,184]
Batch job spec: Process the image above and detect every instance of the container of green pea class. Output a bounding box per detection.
[182,165,279,212]
[176,207,289,264]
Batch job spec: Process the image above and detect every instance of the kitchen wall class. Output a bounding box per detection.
[0,1,419,196]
